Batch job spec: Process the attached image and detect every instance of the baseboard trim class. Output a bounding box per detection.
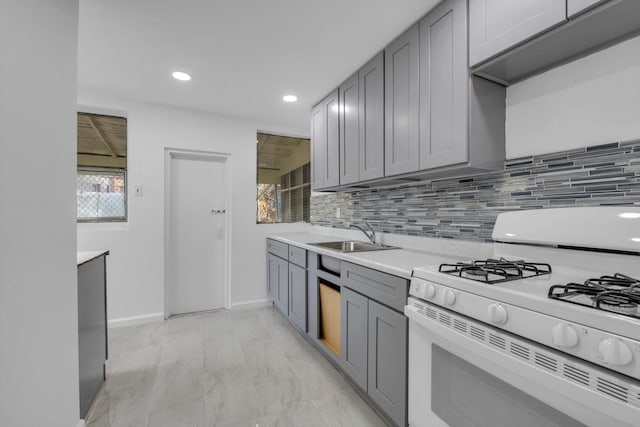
[230,299,272,311]
[107,312,164,328]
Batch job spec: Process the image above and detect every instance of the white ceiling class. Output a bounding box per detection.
[78,0,440,131]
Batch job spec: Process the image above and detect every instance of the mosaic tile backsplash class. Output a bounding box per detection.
[310,139,640,242]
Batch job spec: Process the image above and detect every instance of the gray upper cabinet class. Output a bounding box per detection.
[311,90,340,190]
[339,73,360,185]
[339,52,385,185]
[359,52,385,181]
[289,263,307,331]
[568,0,608,18]
[419,0,468,170]
[368,300,407,427]
[384,24,420,177]
[310,104,324,190]
[469,0,567,67]
[341,287,369,392]
[471,0,640,84]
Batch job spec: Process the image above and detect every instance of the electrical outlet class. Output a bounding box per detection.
[135,185,143,197]
[336,207,341,218]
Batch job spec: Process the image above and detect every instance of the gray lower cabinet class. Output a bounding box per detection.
[78,253,108,419]
[267,253,278,301]
[307,252,319,340]
[340,287,369,391]
[469,0,567,67]
[269,245,408,426]
[340,262,409,427]
[289,263,307,331]
[268,253,289,315]
[368,300,408,427]
[384,23,420,177]
[267,240,307,329]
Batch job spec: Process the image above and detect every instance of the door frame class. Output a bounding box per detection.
[164,148,232,318]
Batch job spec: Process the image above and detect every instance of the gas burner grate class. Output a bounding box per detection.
[439,257,552,284]
[548,273,640,318]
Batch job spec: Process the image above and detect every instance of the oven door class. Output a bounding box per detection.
[405,299,640,427]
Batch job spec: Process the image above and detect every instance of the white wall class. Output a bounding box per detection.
[506,35,640,159]
[77,91,311,324]
[0,1,80,426]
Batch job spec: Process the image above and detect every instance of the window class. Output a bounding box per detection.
[257,132,310,223]
[77,112,127,222]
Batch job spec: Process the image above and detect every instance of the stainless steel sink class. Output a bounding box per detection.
[309,240,399,253]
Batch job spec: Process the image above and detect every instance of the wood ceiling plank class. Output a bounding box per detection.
[87,115,118,158]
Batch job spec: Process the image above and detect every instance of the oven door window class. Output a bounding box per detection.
[431,344,586,427]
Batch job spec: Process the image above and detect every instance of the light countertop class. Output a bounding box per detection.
[267,230,492,279]
[77,250,109,266]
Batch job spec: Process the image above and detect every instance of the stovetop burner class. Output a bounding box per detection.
[548,273,640,318]
[439,257,552,284]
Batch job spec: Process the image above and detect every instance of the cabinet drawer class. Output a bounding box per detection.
[267,239,288,259]
[341,262,408,312]
[289,246,307,268]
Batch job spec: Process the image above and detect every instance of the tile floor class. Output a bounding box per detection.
[86,306,388,427]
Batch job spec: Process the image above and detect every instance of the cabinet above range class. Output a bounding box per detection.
[311,0,506,192]
[470,0,640,84]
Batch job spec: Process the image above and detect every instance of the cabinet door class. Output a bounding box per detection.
[310,103,325,190]
[274,256,289,315]
[419,0,468,170]
[384,24,420,177]
[340,287,369,391]
[339,73,360,185]
[289,263,307,331]
[567,0,608,18]
[359,52,384,181]
[368,300,407,427]
[469,0,567,67]
[323,89,340,188]
[267,254,277,302]
[307,253,319,340]
[78,255,107,419]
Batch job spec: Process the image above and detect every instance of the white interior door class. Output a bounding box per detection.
[168,153,227,315]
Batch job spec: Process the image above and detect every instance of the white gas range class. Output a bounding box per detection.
[405,207,640,427]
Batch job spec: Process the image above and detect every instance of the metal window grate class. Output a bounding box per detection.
[77,169,126,221]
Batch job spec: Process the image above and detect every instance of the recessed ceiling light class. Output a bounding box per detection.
[172,71,191,81]
[282,94,298,103]
[619,212,640,219]
[632,237,640,242]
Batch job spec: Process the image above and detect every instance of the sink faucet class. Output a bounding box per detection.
[350,222,376,244]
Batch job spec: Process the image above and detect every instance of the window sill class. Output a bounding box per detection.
[77,221,130,232]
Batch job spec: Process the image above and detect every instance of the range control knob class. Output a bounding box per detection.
[422,282,436,300]
[441,289,456,306]
[487,303,508,324]
[598,338,633,366]
[551,323,579,348]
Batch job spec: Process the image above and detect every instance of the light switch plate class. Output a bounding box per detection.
[134,185,143,197]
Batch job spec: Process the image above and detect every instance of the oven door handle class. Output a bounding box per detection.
[404,304,640,427]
